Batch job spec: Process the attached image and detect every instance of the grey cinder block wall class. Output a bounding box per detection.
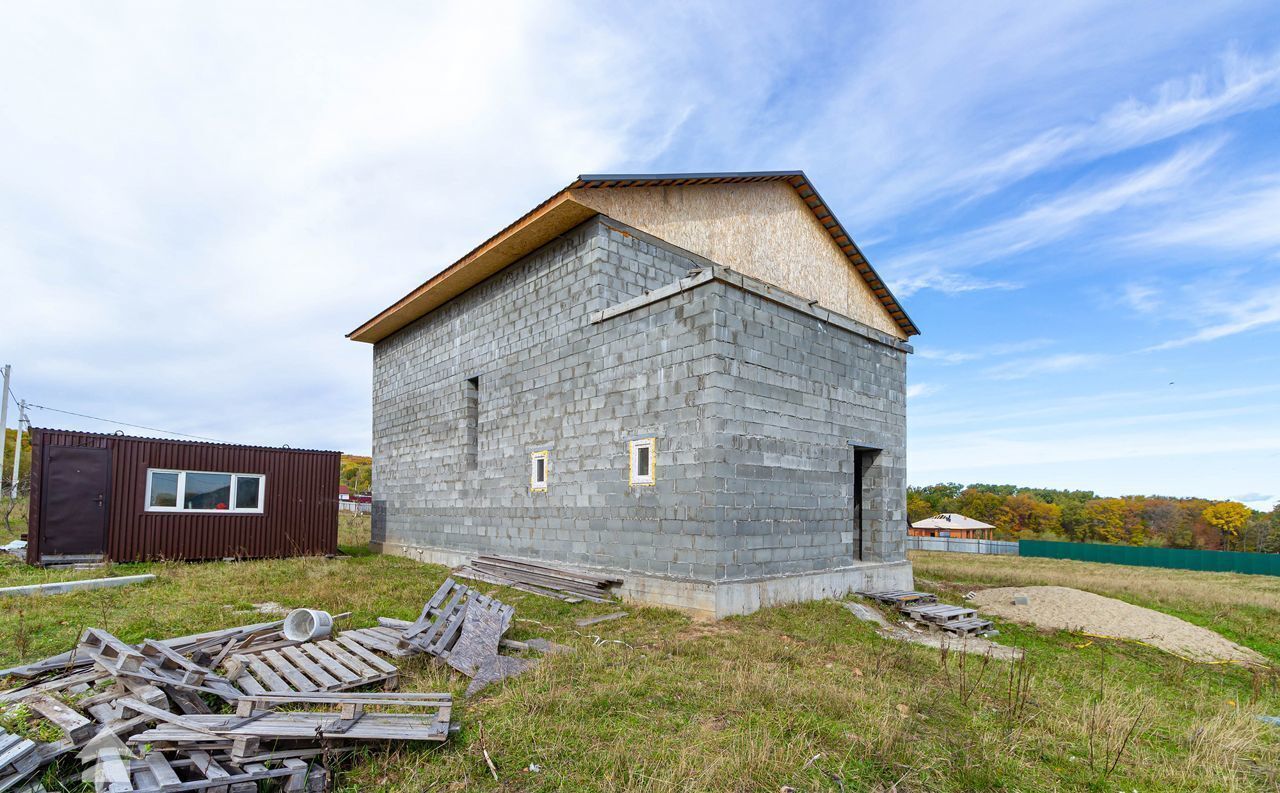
[370,215,912,617]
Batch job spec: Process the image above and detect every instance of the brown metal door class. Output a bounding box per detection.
[42,446,111,555]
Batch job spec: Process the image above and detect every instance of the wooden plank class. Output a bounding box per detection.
[340,628,404,656]
[574,612,628,628]
[239,656,291,694]
[115,698,222,738]
[95,748,134,792]
[334,636,398,674]
[313,641,377,678]
[128,712,450,742]
[475,555,620,586]
[260,651,317,693]
[229,672,265,696]
[144,752,182,787]
[298,645,359,684]
[25,695,93,744]
[239,692,451,707]
[279,647,339,690]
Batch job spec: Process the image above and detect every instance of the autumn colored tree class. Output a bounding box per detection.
[1202,501,1251,551]
[906,493,934,524]
[1081,499,1140,544]
[1003,493,1062,536]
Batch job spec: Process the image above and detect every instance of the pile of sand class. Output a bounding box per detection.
[970,585,1263,664]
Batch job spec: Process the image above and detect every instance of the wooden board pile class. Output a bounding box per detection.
[344,577,557,697]
[453,555,621,603]
[860,590,995,637]
[0,616,449,792]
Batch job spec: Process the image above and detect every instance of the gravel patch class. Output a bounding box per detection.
[971,585,1263,664]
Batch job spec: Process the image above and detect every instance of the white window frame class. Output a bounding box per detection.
[145,469,266,514]
[530,451,549,492]
[629,438,656,486]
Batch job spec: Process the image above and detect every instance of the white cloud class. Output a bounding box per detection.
[1148,282,1280,350]
[1120,283,1162,314]
[884,139,1222,291]
[983,353,1109,380]
[906,383,937,399]
[915,339,1054,365]
[1125,175,1280,251]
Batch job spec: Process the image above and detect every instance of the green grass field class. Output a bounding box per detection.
[0,508,1276,791]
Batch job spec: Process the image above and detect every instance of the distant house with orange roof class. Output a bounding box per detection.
[909,513,994,540]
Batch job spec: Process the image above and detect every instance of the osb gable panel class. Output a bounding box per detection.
[569,182,905,339]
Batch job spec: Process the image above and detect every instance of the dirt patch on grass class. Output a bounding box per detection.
[971,585,1265,665]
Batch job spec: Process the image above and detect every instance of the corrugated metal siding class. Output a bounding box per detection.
[1019,540,1280,577]
[27,428,339,564]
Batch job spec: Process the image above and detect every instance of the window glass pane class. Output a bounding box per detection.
[149,472,178,507]
[185,473,232,510]
[636,446,651,477]
[235,476,261,510]
[535,458,545,482]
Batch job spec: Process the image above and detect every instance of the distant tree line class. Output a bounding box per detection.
[907,483,1279,553]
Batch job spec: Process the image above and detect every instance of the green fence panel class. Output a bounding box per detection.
[1017,540,1280,576]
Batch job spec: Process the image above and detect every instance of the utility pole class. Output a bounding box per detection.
[0,364,9,499]
[10,400,25,500]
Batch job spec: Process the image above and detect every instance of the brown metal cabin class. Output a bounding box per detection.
[26,428,339,565]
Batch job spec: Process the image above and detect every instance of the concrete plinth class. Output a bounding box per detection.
[373,541,912,620]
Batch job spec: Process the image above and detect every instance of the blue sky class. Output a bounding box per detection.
[2,2,1279,507]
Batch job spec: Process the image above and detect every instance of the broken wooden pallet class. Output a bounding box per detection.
[859,590,938,606]
[937,617,996,636]
[126,691,452,750]
[103,747,326,792]
[398,577,474,655]
[221,637,398,695]
[902,604,978,624]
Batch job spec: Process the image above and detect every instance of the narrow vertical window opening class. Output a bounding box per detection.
[530,450,549,491]
[464,376,479,470]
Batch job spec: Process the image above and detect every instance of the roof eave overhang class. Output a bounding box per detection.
[349,170,919,344]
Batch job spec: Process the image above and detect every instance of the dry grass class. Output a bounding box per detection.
[0,529,1276,790]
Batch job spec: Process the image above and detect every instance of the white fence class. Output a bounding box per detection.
[908,536,1019,555]
[339,501,371,514]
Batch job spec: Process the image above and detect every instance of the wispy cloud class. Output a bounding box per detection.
[916,339,1054,365]
[1124,175,1280,252]
[885,139,1223,293]
[983,353,1109,380]
[1148,282,1280,350]
[906,383,938,399]
[943,47,1280,204]
[1120,283,1162,314]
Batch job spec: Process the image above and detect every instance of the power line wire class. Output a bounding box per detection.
[25,403,231,443]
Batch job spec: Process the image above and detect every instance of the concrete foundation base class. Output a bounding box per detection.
[372,541,913,620]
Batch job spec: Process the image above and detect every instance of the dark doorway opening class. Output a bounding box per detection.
[41,445,111,556]
[852,447,879,561]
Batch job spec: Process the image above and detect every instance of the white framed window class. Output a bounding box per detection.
[145,469,266,513]
[629,438,655,486]
[530,451,549,492]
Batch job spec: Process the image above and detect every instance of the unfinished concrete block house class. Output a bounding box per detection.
[349,172,919,618]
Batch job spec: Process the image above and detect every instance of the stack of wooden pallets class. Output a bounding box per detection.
[860,590,995,637]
